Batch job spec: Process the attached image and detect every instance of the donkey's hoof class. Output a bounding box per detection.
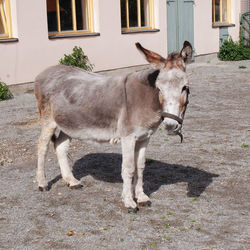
[138,201,152,207]
[69,184,83,190]
[128,207,139,214]
[38,186,49,192]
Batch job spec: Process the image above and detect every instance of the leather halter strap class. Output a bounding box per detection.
[161,112,183,125]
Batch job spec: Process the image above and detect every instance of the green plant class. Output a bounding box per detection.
[218,38,250,61]
[60,46,94,71]
[191,198,199,202]
[241,143,249,148]
[164,222,171,228]
[239,65,247,69]
[0,81,13,101]
[166,230,174,234]
[163,236,171,241]
[150,242,156,247]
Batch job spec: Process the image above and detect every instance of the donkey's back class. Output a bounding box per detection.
[35,64,124,106]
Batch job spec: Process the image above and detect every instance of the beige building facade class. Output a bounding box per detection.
[0,0,246,85]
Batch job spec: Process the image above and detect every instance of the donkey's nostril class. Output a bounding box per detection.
[166,123,177,131]
[172,124,180,132]
[164,121,181,132]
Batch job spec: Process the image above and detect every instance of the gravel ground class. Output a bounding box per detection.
[0,59,249,250]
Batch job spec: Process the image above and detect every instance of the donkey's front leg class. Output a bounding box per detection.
[121,136,138,213]
[134,139,151,207]
[54,132,82,189]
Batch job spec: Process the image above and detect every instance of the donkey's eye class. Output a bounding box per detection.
[182,86,190,94]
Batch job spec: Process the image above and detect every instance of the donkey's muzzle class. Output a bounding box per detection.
[161,112,184,143]
[161,112,183,125]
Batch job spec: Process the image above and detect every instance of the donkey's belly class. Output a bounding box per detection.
[52,106,119,142]
[58,124,119,143]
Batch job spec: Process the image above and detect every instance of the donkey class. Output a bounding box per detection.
[34,41,192,213]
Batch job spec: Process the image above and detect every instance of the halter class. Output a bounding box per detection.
[161,112,184,143]
[157,80,188,143]
[161,112,183,125]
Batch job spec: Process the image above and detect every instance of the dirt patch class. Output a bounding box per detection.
[0,60,249,249]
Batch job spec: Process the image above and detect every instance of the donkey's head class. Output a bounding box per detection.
[136,41,192,138]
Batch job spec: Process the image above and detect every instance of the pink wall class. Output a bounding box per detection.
[228,0,241,41]
[241,0,250,14]
[0,0,167,85]
[194,0,242,56]
[0,0,242,85]
[194,0,219,55]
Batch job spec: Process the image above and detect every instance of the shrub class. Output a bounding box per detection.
[59,46,93,71]
[218,38,250,61]
[0,81,13,101]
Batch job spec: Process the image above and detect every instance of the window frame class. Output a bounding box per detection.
[212,0,231,26]
[121,0,155,32]
[0,0,12,39]
[47,0,94,37]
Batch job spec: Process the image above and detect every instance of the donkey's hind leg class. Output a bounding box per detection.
[37,121,56,191]
[53,132,82,189]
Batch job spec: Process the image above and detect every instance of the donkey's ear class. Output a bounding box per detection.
[136,42,165,68]
[180,41,193,64]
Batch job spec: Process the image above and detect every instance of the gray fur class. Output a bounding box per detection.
[34,41,192,211]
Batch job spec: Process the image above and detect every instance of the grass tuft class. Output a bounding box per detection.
[239,65,247,69]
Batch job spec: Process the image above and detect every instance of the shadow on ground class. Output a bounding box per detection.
[61,153,219,198]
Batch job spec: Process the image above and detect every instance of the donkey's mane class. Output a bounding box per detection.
[133,68,160,88]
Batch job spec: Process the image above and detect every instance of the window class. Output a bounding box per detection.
[120,0,155,32]
[0,0,12,39]
[47,0,94,36]
[212,0,231,25]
